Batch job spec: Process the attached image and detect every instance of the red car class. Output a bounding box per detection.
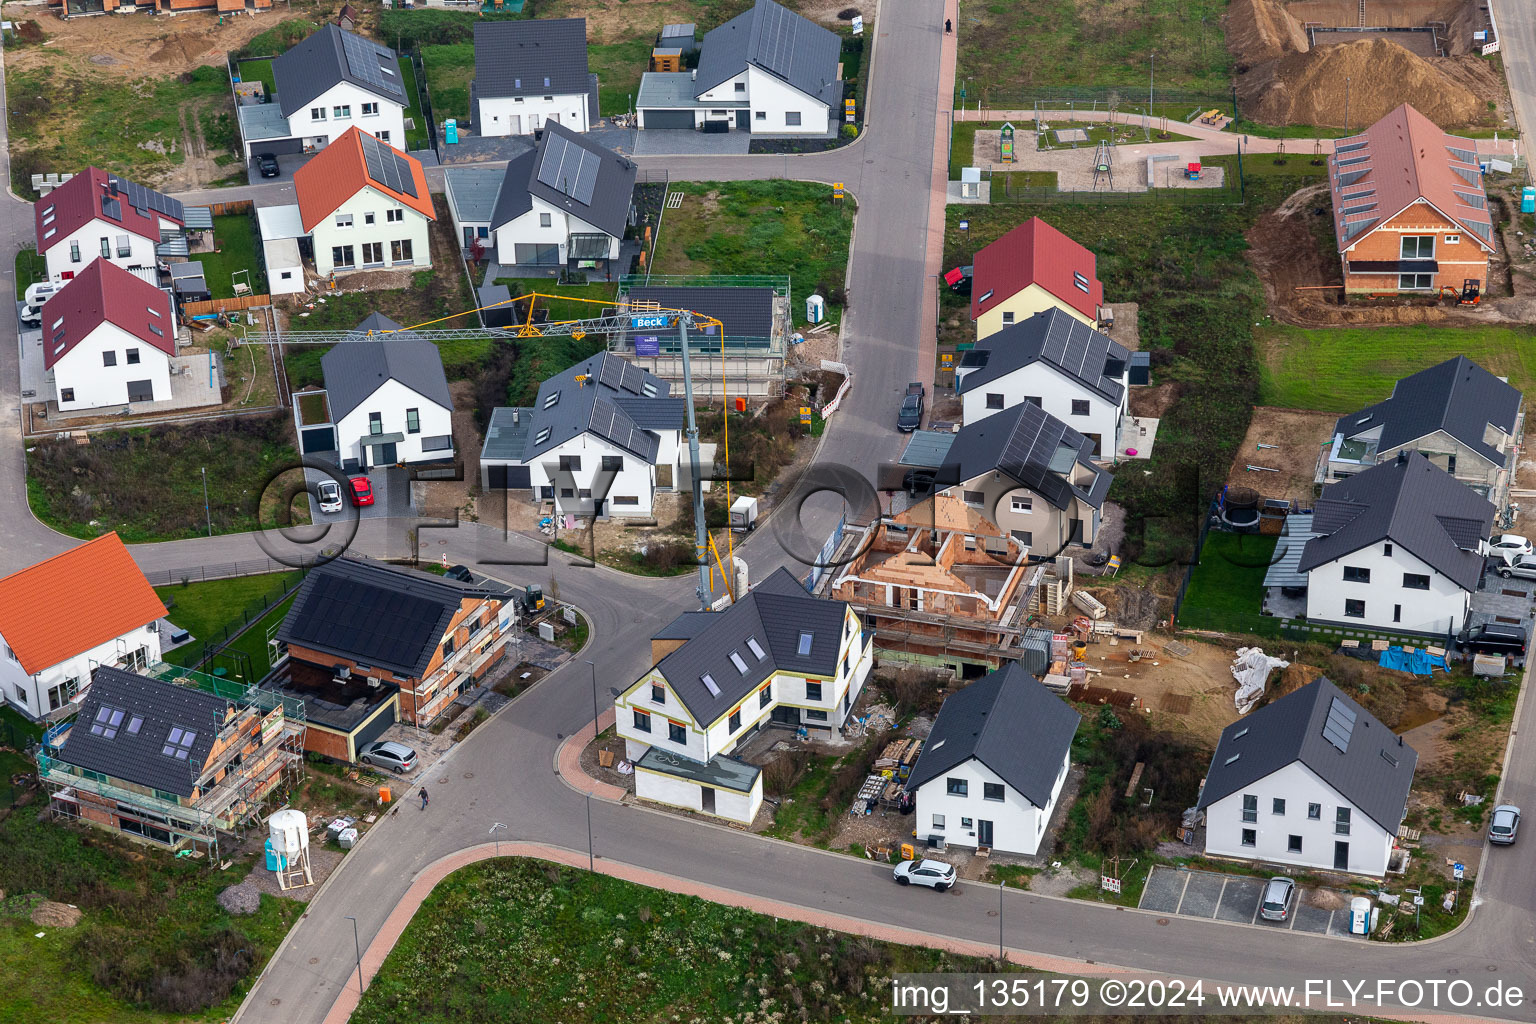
[349,475,375,507]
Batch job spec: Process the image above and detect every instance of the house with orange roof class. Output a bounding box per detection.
[293,126,435,277]
[1329,103,1495,296]
[969,216,1105,340]
[0,534,167,720]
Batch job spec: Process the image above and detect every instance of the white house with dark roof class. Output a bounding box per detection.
[485,353,683,518]
[636,0,841,134]
[1197,677,1417,877]
[1298,451,1494,635]
[486,123,635,267]
[1319,356,1523,505]
[42,258,177,411]
[34,168,186,284]
[956,308,1129,456]
[614,567,874,823]
[906,663,1079,855]
[472,18,597,136]
[319,317,455,468]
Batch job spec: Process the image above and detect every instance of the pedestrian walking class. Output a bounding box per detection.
[420,786,429,811]
[945,18,952,33]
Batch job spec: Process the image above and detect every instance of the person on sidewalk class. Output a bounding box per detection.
[420,786,429,811]
[945,18,952,33]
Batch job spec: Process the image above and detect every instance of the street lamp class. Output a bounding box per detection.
[489,821,507,859]
[997,881,1004,960]
[344,915,364,996]
[585,659,599,873]
[201,466,212,538]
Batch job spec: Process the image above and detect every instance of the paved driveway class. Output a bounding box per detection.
[1139,866,1361,938]
[632,130,751,157]
[305,460,414,522]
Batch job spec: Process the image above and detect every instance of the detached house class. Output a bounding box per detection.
[970,217,1105,339]
[472,18,597,136]
[636,0,841,135]
[35,168,184,283]
[615,567,874,823]
[270,559,511,757]
[481,353,684,518]
[319,319,455,468]
[1298,451,1494,635]
[42,259,177,412]
[956,308,1129,456]
[0,533,166,720]
[1329,103,1494,296]
[1198,677,1418,877]
[906,663,1079,856]
[1319,356,1522,505]
[240,24,409,160]
[294,127,435,277]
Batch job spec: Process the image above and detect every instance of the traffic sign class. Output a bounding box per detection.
[833,182,845,199]
[1454,863,1465,879]
[959,219,969,231]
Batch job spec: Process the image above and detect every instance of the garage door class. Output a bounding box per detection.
[300,426,336,454]
[643,109,696,130]
[487,464,531,489]
[252,137,304,157]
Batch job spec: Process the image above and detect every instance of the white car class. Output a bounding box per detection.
[317,479,344,514]
[1496,555,1536,581]
[1490,535,1532,560]
[893,858,957,891]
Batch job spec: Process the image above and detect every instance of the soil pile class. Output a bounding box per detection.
[1240,37,1485,127]
[1227,0,1309,67]
[217,881,262,916]
[29,901,82,928]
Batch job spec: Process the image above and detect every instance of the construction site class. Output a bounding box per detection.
[1227,0,1506,128]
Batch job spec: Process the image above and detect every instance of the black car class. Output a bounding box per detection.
[902,468,936,497]
[897,382,925,433]
[1459,622,1528,663]
[256,153,280,178]
[444,564,474,582]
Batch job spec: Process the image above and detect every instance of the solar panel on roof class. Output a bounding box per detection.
[102,196,122,222]
[1322,697,1357,753]
[536,135,601,206]
[359,132,418,198]
[110,177,184,222]
[341,30,404,99]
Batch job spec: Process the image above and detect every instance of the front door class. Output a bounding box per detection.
[377,442,398,466]
[1069,518,1084,545]
[700,786,715,814]
[126,379,154,403]
[509,114,522,135]
[977,819,994,847]
[1333,841,1349,871]
[736,109,750,130]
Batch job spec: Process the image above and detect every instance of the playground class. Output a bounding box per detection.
[967,126,1227,192]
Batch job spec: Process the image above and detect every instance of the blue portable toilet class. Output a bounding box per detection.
[1522,187,1535,214]
[264,837,287,872]
[445,119,458,144]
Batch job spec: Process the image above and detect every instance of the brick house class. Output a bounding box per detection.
[1329,103,1494,297]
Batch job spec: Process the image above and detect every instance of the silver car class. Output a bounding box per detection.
[317,479,344,514]
[893,858,956,891]
[1259,876,1295,922]
[359,740,418,773]
[1490,804,1520,845]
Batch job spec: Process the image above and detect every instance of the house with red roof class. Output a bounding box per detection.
[1329,103,1495,296]
[969,217,1105,340]
[0,533,167,720]
[293,126,435,277]
[34,167,184,284]
[42,259,176,411]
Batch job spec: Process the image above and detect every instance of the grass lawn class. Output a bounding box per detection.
[1258,324,1536,412]
[419,42,475,123]
[1176,531,1278,632]
[397,59,430,151]
[13,248,44,301]
[157,572,303,681]
[200,213,267,299]
[653,180,854,327]
[351,858,1017,1023]
[235,57,276,99]
[589,38,651,117]
[492,278,618,322]
[503,335,604,406]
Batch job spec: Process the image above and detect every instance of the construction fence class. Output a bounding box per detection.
[182,293,272,317]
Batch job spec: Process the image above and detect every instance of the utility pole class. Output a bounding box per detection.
[344,915,364,995]
[1344,77,1350,136]
[201,467,211,537]
[1147,51,1154,142]
[677,316,711,610]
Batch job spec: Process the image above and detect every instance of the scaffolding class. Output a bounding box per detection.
[37,663,307,863]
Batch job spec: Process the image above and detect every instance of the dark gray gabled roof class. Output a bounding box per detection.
[320,330,454,422]
[522,121,637,238]
[651,567,851,722]
[956,308,1128,403]
[942,400,1111,511]
[278,558,502,679]
[473,18,591,99]
[274,24,406,119]
[905,663,1080,808]
[520,353,677,463]
[488,149,538,232]
[624,285,776,339]
[695,0,842,108]
[1334,356,1522,467]
[55,667,229,799]
[1296,451,1494,591]
[1196,677,1418,833]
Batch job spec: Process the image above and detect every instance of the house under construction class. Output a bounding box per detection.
[38,662,305,861]
[824,494,1047,676]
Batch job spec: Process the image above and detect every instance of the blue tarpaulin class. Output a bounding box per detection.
[1378,646,1448,676]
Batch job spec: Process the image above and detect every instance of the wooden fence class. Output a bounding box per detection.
[206,199,254,217]
[182,293,271,317]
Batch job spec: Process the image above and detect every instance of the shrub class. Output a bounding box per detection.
[763,748,813,796]
[886,665,949,714]
[820,729,893,812]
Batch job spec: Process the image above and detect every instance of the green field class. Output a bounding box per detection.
[235,57,276,99]
[397,59,430,151]
[158,572,303,682]
[492,278,618,322]
[1177,531,1278,630]
[590,38,651,117]
[419,42,475,123]
[1258,324,1536,412]
[199,213,267,299]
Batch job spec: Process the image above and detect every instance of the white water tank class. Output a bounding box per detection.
[268,809,309,857]
[806,293,826,323]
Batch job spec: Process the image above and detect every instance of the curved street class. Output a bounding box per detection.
[2,2,1536,1021]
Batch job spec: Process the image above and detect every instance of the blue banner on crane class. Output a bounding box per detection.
[631,313,674,329]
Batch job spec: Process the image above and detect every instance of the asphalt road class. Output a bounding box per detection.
[0,7,1533,1023]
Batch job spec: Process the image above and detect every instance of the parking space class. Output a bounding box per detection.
[1468,560,1536,664]
[1138,866,1361,938]
[304,458,415,521]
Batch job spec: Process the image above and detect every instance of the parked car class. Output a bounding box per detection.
[255,152,281,178]
[897,382,925,433]
[349,475,375,507]
[1489,534,1532,560]
[1459,622,1528,662]
[23,281,59,309]
[893,858,956,891]
[1258,876,1295,921]
[902,468,937,497]
[317,479,343,514]
[444,564,474,582]
[1489,804,1521,845]
[359,740,418,773]
[1496,555,1536,581]
[944,265,973,296]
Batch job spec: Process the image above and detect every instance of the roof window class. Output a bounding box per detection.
[544,391,560,409]
[701,673,720,696]
[729,651,749,674]
[1224,753,1241,765]
[148,305,162,317]
[89,705,124,739]
[746,636,766,660]
[1073,271,1090,293]
[641,381,658,397]
[1233,727,1248,740]
[126,715,142,735]
[534,427,551,444]
[162,726,197,760]
[148,323,164,338]
[797,631,813,656]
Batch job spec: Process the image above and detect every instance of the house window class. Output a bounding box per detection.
[559,488,574,498]
[1242,794,1258,823]
[406,408,420,434]
[387,209,403,223]
[559,455,581,472]
[613,495,639,505]
[361,241,383,265]
[60,388,74,403]
[1335,807,1351,835]
[806,709,828,721]
[539,486,555,499]
[734,81,746,94]
[755,111,766,121]
[115,235,131,258]
[369,412,383,435]
[1308,803,1321,820]
[601,455,623,471]
[651,683,665,703]
[962,490,984,507]
[332,246,355,269]
[1445,234,1460,245]
[1384,543,1393,556]
[986,393,1004,409]
[806,681,822,701]
[932,814,946,829]
[1025,396,1043,407]
[70,241,80,263]
[947,778,968,796]
[1011,530,1032,545]
[362,102,379,116]
[1071,399,1090,416]
[100,237,111,259]
[102,351,116,367]
[311,107,326,120]
[728,708,741,732]
[1074,271,1090,293]
[729,652,749,674]
[1288,835,1303,854]
[161,726,197,760]
[1399,273,1434,290]
[785,111,802,126]
[391,239,413,264]
[577,488,592,500]
[126,348,139,365]
[1393,604,1402,623]
[798,631,813,655]
[983,782,1004,802]
[1342,566,1370,583]
[336,214,354,229]
[1001,311,1015,324]
[1272,798,1285,815]
[1241,828,1256,847]
[667,721,686,744]
[1344,598,1365,618]
[364,212,376,226]
[759,684,771,708]
[90,705,124,738]
[1403,573,1430,590]
[961,817,973,829]
[1010,496,1032,513]
[538,212,553,228]
[1401,235,1434,259]
[333,105,351,119]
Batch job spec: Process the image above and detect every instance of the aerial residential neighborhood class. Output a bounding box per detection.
[3,0,1536,1021]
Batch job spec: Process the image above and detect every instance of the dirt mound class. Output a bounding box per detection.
[29,901,81,928]
[1084,585,1168,630]
[1226,0,1309,66]
[217,880,262,916]
[1239,37,1484,127]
